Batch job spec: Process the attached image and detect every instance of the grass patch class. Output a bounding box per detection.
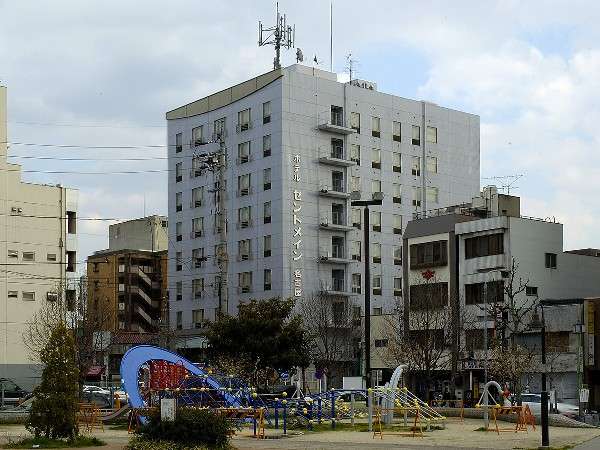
[3,436,105,448]
[108,423,130,430]
[296,421,441,433]
[125,437,233,450]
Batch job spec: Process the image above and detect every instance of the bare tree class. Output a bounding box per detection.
[299,292,359,391]
[380,275,475,400]
[23,277,114,390]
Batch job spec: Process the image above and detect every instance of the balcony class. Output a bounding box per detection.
[319,217,353,232]
[318,147,356,167]
[236,252,253,262]
[237,286,252,294]
[319,251,352,264]
[322,281,354,297]
[319,185,350,199]
[318,120,356,135]
[130,286,159,310]
[133,304,154,327]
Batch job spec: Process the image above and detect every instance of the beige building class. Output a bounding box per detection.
[0,86,78,389]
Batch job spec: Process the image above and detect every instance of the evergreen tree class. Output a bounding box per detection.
[27,323,80,439]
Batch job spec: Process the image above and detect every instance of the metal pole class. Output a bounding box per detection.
[578,303,584,418]
[364,206,371,389]
[541,307,549,447]
[483,281,488,428]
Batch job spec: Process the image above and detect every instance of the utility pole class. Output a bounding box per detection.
[216,134,228,316]
[258,3,296,70]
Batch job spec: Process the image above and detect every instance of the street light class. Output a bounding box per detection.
[351,191,383,389]
[530,306,549,448]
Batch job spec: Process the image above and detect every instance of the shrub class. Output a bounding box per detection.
[138,408,231,448]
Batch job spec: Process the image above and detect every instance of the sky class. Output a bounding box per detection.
[1,0,600,264]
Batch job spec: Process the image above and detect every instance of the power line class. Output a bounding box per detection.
[4,141,167,149]
[7,155,170,162]
[9,120,165,129]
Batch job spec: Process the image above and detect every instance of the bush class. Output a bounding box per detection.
[138,408,231,448]
[126,437,219,450]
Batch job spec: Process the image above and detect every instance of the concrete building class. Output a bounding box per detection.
[0,86,78,390]
[87,216,168,381]
[166,65,480,356]
[370,186,600,404]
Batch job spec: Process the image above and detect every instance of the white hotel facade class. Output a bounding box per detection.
[166,65,480,344]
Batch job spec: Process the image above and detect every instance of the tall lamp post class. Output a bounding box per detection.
[530,306,549,448]
[351,192,383,389]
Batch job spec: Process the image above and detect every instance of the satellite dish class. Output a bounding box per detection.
[296,48,304,63]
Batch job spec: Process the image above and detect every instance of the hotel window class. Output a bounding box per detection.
[238,173,251,196]
[192,187,203,208]
[175,133,183,152]
[332,203,344,225]
[426,126,437,143]
[394,277,402,296]
[193,309,204,328]
[192,248,205,268]
[392,152,401,173]
[409,240,448,269]
[23,291,35,301]
[350,144,360,165]
[237,108,251,131]
[238,206,252,228]
[393,246,402,265]
[372,276,382,295]
[263,134,272,157]
[175,162,182,182]
[263,168,272,190]
[192,279,204,299]
[351,175,361,193]
[238,141,251,164]
[545,252,557,269]
[393,214,403,234]
[192,217,203,238]
[350,112,360,133]
[393,121,401,142]
[191,156,203,177]
[175,281,182,301]
[176,311,182,330]
[393,183,402,204]
[22,252,35,262]
[263,201,272,224]
[412,125,420,145]
[332,171,344,192]
[264,269,272,291]
[47,253,57,261]
[238,239,251,261]
[526,286,538,297]
[371,179,382,197]
[192,125,204,146]
[352,273,362,294]
[426,156,438,174]
[175,192,182,212]
[351,241,361,261]
[239,271,253,293]
[411,156,421,176]
[7,250,17,258]
[372,116,381,137]
[263,101,271,124]
[412,187,422,207]
[371,148,381,169]
[371,211,381,232]
[352,208,361,229]
[375,339,388,348]
[175,221,182,241]
[426,187,439,204]
[8,291,17,299]
[214,117,226,139]
[264,235,272,257]
[373,307,383,315]
[176,252,183,271]
[372,243,381,264]
[331,138,344,159]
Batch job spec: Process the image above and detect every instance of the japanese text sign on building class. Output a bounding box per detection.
[292,154,302,298]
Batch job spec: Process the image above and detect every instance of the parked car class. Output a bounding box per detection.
[83,385,111,396]
[81,391,111,409]
[0,379,30,405]
[521,393,579,418]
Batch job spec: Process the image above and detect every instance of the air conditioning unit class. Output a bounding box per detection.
[320,218,329,227]
[320,185,329,193]
[352,254,360,261]
[11,207,23,214]
[46,292,59,302]
[239,188,249,196]
[320,251,331,261]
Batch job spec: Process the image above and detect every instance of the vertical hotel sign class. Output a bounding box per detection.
[292,154,303,298]
[586,300,595,366]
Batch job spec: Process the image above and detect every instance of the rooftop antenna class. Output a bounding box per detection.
[345,53,358,81]
[481,174,524,195]
[329,1,333,72]
[258,2,295,70]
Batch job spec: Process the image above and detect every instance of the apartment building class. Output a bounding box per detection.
[0,86,78,390]
[371,186,600,404]
[87,216,168,380]
[166,64,480,351]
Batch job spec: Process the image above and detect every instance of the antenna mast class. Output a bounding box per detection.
[481,174,524,195]
[258,3,295,70]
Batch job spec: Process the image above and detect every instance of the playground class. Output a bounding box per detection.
[45,344,598,449]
